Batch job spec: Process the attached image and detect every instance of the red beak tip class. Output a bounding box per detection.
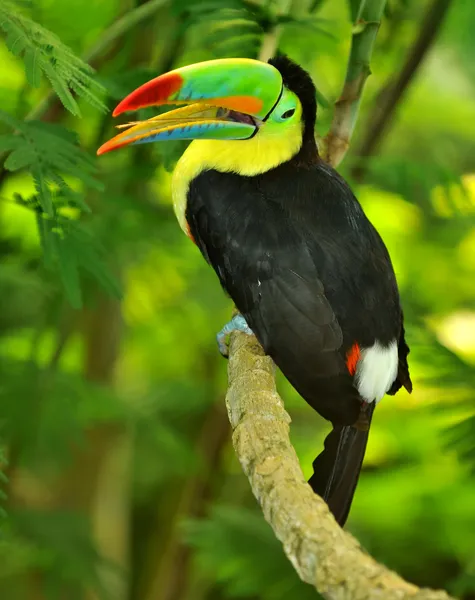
[96,138,130,156]
[97,142,112,156]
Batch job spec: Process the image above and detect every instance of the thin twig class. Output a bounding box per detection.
[226,332,457,600]
[323,0,387,167]
[353,0,453,178]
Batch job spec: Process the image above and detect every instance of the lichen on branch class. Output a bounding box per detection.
[225,331,456,600]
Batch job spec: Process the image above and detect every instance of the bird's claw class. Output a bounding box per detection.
[216,314,253,358]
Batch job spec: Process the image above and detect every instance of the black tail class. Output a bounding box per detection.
[308,404,375,527]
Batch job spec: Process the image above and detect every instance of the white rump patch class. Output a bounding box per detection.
[355,340,398,403]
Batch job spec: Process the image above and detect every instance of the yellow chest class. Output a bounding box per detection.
[172,126,302,235]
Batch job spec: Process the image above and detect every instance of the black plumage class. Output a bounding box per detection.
[185,56,411,526]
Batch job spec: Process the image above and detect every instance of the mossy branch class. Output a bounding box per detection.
[225,332,457,600]
[323,0,387,167]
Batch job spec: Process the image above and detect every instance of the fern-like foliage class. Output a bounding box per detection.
[174,0,264,58]
[408,323,475,473]
[34,211,122,309]
[0,0,106,115]
[174,0,334,65]
[0,110,99,216]
[0,110,121,307]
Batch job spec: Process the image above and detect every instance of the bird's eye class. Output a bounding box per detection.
[281,108,295,119]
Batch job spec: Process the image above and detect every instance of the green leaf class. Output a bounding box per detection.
[3,21,28,56]
[31,166,54,216]
[0,0,107,114]
[42,60,80,116]
[24,47,41,87]
[0,108,114,305]
[49,172,92,213]
[66,221,122,300]
[0,112,101,211]
[3,146,36,171]
[36,212,56,268]
[0,134,22,153]
[0,109,25,131]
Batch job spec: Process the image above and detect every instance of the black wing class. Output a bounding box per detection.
[184,165,385,425]
[185,161,411,526]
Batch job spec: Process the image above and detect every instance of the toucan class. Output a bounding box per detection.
[98,56,412,526]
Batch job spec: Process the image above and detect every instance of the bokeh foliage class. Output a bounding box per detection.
[0,0,474,599]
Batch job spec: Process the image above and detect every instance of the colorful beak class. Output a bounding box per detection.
[97,58,283,155]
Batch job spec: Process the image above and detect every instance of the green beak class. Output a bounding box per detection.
[97,58,283,155]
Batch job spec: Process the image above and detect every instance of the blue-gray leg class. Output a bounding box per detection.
[216,314,253,357]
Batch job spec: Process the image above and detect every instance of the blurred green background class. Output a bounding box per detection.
[0,0,474,599]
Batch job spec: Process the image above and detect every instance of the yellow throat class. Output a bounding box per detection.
[172,114,303,235]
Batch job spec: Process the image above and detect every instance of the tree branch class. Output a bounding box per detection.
[352,0,453,177]
[323,0,388,167]
[225,332,457,600]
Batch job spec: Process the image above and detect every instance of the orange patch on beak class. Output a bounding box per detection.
[204,95,263,115]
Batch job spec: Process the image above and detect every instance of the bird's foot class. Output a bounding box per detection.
[217,314,253,358]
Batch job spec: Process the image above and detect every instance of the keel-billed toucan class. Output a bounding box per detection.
[98,56,412,526]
